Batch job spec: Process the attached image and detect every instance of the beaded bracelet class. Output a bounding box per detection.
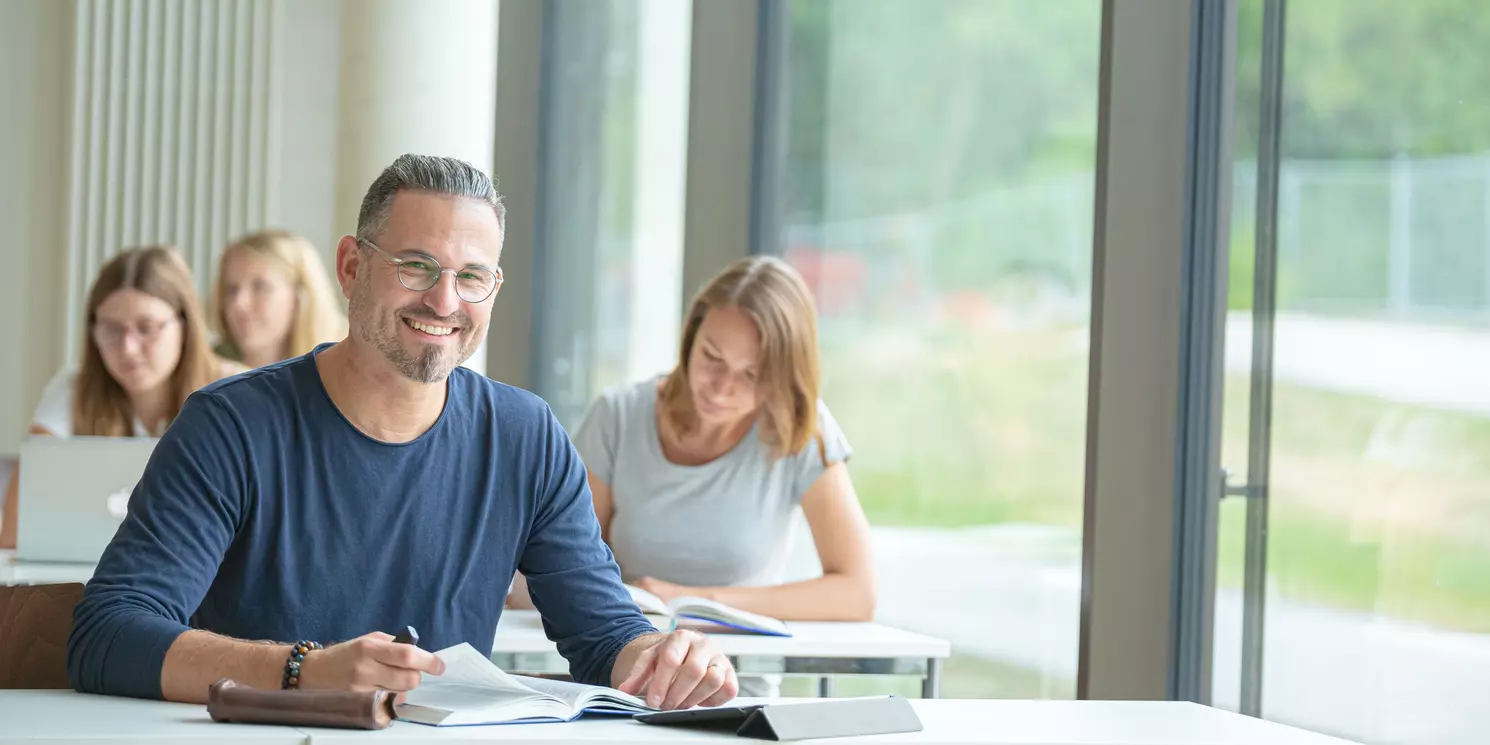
[281,640,323,690]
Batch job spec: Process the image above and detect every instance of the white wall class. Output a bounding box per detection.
[0,0,500,453]
[273,0,343,264]
[0,0,70,456]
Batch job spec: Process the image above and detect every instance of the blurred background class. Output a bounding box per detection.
[1,2,1486,744]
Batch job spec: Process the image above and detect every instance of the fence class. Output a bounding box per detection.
[786,153,1490,326]
[1235,153,1490,323]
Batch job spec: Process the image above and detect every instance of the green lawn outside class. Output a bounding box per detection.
[822,322,1490,633]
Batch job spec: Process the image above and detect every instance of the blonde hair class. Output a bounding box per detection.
[659,256,825,461]
[210,229,347,361]
[76,245,221,437]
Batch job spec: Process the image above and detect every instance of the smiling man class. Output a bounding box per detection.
[68,154,738,712]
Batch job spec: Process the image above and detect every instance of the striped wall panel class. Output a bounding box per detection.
[63,0,282,358]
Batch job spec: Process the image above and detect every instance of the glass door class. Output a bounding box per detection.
[1216,2,1490,744]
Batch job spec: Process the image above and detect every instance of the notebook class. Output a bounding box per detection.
[394,643,655,727]
[627,585,792,637]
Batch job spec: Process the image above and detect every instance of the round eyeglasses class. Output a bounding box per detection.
[92,315,180,349]
[359,238,503,304]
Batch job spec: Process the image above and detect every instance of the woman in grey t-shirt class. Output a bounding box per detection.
[508,257,876,697]
[574,256,875,625]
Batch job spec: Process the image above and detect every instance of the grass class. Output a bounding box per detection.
[1216,377,1490,631]
[821,322,1088,528]
[821,320,1490,633]
[1217,505,1490,632]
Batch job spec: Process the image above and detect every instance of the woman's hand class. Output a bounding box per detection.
[634,576,698,604]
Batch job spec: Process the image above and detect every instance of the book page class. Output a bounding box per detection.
[669,597,790,636]
[625,584,671,616]
[514,675,653,713]
[403,643,547,713]
[429,642,535,692]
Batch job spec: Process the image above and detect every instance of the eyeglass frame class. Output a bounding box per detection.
[91,314,182,349]
[357,238,504,304]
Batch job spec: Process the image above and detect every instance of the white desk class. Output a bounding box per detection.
[0,691,1364,744]
[0,550,95,586]
[494,610,949,698]
[0,689,302,744]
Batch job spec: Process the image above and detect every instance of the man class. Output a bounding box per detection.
[68,154,738,712]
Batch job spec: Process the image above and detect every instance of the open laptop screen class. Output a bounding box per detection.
[16,436,159,564]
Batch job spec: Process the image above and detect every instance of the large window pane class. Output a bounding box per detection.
[531,0,690,426]
[771,0,1101,698]
[1217,2,1490,743]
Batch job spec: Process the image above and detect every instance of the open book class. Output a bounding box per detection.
[627,585,791,637]
[394,643,653,727]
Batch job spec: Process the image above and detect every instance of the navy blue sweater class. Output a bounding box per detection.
[68,347,655,698]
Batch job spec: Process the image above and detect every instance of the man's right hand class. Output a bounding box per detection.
[297,631,446,694]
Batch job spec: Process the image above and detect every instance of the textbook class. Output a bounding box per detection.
[395,643,654,727]
[626,585,792,637]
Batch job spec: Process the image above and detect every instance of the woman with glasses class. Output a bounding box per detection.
[0,245,243,548]
[209,229,347,370]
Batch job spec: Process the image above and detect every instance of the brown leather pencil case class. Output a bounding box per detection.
[207,678,397,730]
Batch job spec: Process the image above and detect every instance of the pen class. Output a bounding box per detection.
[393,625,420,647]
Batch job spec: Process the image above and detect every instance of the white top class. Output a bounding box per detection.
[0,691,1364,744]
[495,610,950,660]
[573,379,851,588]
[31,369,154,437]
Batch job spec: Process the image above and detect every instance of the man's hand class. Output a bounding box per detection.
[614,630,738,710]
[298,631,446,696]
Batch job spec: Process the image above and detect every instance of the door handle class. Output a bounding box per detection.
[1220,468,1260,499]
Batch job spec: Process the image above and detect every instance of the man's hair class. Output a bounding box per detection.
[355,153,507,246]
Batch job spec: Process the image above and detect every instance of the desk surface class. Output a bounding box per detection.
[0,550,95,586]
[0,691,1362,745]
[0,690,301,744]
[495,610,952,660]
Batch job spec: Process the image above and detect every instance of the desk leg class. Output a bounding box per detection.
[922,658,942,699]
[818,676,836,698]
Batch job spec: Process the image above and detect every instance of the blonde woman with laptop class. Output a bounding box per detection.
[210,229,347,370]
[0,245,242,548]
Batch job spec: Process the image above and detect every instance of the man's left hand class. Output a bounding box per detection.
[615,630,738,710]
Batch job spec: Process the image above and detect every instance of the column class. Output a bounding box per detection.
[334,0,499,376]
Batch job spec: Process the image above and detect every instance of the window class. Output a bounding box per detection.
[1215,2,1490,742]
[530,0,691,426]
[766,0,1102,698]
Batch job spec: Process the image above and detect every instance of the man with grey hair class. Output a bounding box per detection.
[69,154,739,713]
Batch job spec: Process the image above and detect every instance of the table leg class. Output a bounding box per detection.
[922,658,942,699]
[818,676,836,698]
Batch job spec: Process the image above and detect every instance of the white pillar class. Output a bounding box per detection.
[334,0,499,376]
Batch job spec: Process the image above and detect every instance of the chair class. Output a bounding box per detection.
[0,583,83,688]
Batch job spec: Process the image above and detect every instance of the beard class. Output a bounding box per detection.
[349,274,481,383]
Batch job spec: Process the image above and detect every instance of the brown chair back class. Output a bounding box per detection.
[0,583,84,689]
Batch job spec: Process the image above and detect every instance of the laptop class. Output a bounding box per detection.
[16,436,159,564]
